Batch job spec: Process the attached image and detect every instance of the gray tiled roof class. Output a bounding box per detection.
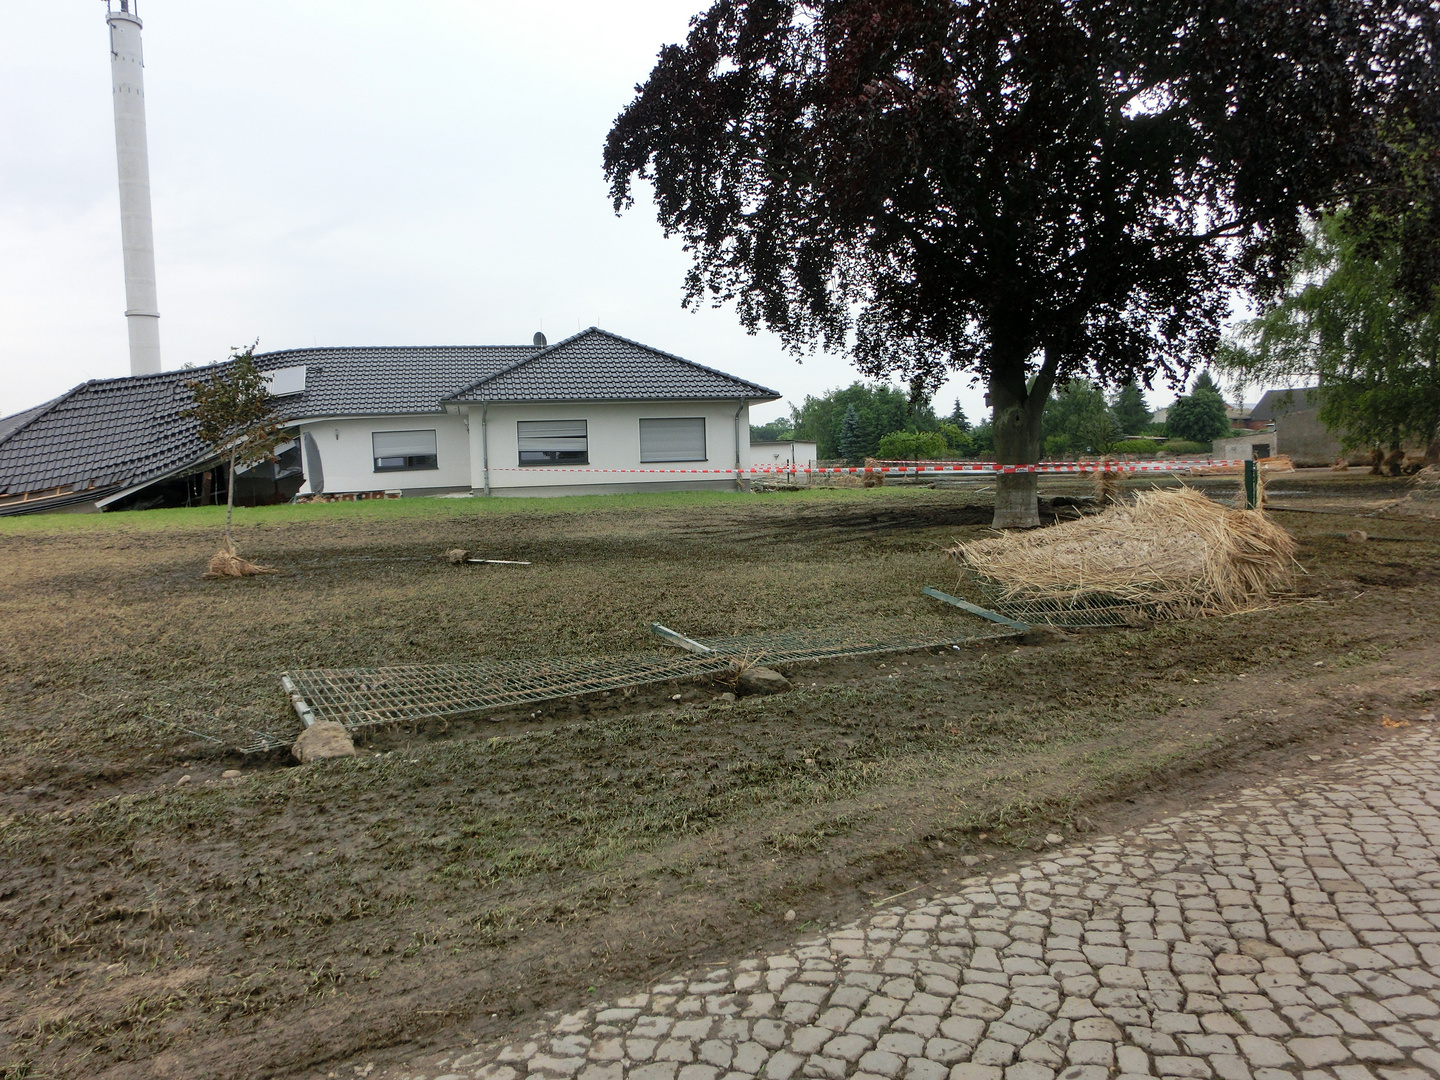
[0,346,533,500]
[258,345,535,418]
[1249,387,1319,423]
[448,328,780,403]
[0,332,776,501]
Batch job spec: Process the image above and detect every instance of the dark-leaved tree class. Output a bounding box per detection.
[604,0,1436,526]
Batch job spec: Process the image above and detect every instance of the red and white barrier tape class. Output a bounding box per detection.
[486,459,1242,477]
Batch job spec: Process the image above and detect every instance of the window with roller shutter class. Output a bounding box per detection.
[639,417,707,462]
[372,429,438,472]
[517,420,588,465]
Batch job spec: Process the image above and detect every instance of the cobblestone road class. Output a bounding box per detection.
[368,730,1440,1080]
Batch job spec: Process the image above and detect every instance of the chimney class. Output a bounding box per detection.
[106,0,162,375]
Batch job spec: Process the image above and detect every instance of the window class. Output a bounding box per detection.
[518,419,588,465]
[639,417,706,462]
[373,429,438,472]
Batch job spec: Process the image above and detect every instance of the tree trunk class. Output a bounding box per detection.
[225,453,236,551]
[990,377,1047,529]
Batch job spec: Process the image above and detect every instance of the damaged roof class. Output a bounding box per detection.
[0,332,778,506]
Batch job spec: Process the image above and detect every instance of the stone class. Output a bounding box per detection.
[291,720,356,762]
[738,667,792,696]
[222,769,242,779]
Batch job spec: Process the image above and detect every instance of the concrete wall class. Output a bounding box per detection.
[1275,410,1344,467]
[295,414,472,496]
[1216,434,1276,461]
[467,400,751,495]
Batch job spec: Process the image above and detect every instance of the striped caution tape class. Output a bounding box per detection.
[486,459,1242,477]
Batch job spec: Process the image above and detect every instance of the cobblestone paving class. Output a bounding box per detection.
[370,731,1440,1080]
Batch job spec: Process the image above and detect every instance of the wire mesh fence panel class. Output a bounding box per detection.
[969,574,1157,628]
[270,621,1019,746]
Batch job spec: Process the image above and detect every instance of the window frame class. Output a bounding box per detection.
[372,429,439,473]
[517,418,589,467]
[638,416,708,463]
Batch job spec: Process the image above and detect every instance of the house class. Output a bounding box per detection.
[0,328,780,515]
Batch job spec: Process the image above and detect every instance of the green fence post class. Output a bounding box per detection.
[1244,459,1259,510]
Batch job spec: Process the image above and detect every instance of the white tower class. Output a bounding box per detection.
[105,0,162,376]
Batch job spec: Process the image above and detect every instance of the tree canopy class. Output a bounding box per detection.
[605,0,1436,525]
[1041,380,1117,457]
[1218,214,1440,459]
[790,381,936,460]
[1165,378,1231,444]
[1110,382,1151,436]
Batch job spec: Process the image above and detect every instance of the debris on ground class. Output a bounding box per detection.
[951,487,1297,619]
[737,665,792,696]
[292,720,357,763]
[1346,529,1369,543]
[204,542,276,578]
[444,548,532,566]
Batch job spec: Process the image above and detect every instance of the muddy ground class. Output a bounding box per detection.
[0,476,1436,1080]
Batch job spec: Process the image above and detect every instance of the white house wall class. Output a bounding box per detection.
[296,414,472,495]
[470,401,751,494]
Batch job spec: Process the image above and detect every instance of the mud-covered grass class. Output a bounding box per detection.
[0,480,1437,1080]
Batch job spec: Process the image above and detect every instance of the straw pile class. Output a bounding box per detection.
[950,487,1297,618]
[204,543,276,578]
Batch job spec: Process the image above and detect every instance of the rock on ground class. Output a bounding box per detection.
[738,666,793,696]
[292,720,357,763]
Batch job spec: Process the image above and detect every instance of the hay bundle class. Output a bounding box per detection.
[950,487,1297,618]
[204,543,276,578]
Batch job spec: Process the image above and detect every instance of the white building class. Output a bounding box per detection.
[0,329,780,514]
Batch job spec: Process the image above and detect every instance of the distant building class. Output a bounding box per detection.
[1247,388,1339,466]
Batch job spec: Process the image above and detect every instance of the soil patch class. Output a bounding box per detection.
[0,483,1435,1079]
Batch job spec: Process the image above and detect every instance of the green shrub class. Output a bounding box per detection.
[1161,439,1211,455]
[876,430,948,460]
[1112,438,1163,455]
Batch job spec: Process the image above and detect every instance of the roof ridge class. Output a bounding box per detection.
[446,327,779,401]
[444,330,589,397]
[579,327,778,396]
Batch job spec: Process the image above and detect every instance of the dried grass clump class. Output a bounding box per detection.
[950,487,1297,618]
[204,543,276,578]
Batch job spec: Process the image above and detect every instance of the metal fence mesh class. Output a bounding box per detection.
[263,621,1018,751]
[969,574,1156,629]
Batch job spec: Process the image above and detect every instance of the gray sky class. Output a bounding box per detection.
[2,2,1207,426]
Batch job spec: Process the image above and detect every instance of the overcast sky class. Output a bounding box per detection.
[2,2,1218,425]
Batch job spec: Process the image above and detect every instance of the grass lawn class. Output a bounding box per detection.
[0,481,1436,1079]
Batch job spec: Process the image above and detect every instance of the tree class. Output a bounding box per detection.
[183,344,288,552]
[1218,214,1440,462]
[1110,382,1151,436]
[751,417,796,442]
[1042,380,1117,458]
[1165,386,1231,444]
[791,381,935,459]
[605,0,1432,526]
[837,404,864,464]
[876,429,947,460]
[945,400,971,432]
